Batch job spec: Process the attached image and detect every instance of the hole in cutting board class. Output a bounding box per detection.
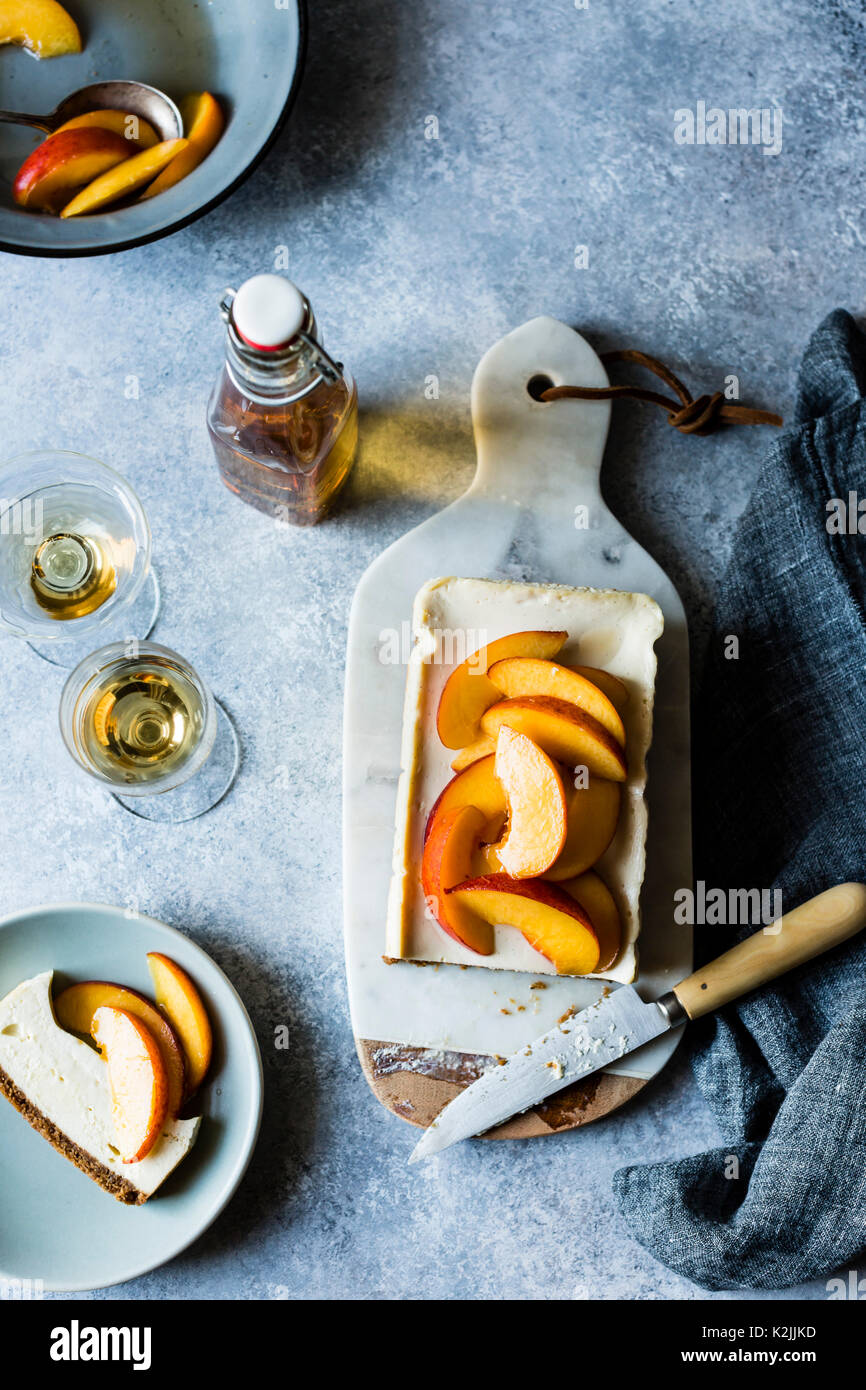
[526,374,554,401]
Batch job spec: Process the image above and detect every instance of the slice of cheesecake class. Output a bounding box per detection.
[0,972,200,1205]
[386,577,664,982]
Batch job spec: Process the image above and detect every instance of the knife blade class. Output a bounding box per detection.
[408,883,866,1163]
[408,985,678,1163]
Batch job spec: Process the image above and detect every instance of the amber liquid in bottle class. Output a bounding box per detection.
[208,370,358,527]
[207,281,359,527]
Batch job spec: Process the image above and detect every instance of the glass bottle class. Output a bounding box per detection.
[206,274,358,526]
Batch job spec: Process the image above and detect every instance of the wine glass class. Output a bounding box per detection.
[59,641,240,823]
[0,449,160,667]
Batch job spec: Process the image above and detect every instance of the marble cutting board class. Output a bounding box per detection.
[342,316,692,1138]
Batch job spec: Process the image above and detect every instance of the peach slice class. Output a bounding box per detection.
[448,874,600,975]
[13,128,134,211]
[574,666,628,713]
[544,777,622,881]
[140,92,224,199]
[60,139,189,218]
[91,1006,169,1163]
[560,871,623,971]
[471,840,502,875]
[450,736,496,771]
[487,657,625,745]
[0,0,81,59]
[422,804,493,954]
[436,630,567,749]
[481,697,627,782]
[147,953,212,1098]
[55,109,159,149]
[492,726,567,878]
[424,753,506,843]
[55,980,186,1118]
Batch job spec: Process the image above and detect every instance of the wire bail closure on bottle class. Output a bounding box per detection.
[295,331,342,384]
[219,287,343,383]
[218,288,236,324]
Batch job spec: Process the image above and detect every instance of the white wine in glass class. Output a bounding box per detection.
[60,642,239,822]
[30,531,118,620]
[0,450,158,665]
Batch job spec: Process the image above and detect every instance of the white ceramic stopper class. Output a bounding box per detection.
[232,275,306,351]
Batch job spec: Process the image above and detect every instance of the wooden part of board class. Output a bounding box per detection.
[358,1036,646,1137]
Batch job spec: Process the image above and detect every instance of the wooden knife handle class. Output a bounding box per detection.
[671,882,866,1021]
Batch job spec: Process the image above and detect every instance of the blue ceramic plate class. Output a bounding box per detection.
[0,903,262,1292]
[0,0,305,256]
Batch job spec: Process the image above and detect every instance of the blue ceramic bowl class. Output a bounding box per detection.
[0,903,263,1292]
[0,0,305,256]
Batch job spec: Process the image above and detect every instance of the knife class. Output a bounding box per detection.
[409,881,866,1163]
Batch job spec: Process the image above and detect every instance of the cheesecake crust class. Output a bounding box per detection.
[0,1061,146,1206]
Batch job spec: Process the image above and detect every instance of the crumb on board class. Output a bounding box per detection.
[530,982,547,990]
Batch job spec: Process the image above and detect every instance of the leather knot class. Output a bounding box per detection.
[540,348,782,435]
[667,390,725,435]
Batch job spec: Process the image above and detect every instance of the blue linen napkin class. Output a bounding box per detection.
[613,309,866,1292]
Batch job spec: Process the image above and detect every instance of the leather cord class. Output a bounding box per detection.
[540,348,783,435]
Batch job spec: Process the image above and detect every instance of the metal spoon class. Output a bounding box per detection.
[0,80,182,142]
